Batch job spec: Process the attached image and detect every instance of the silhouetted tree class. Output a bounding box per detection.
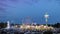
[0,22,7,29]
[52,23,60,28]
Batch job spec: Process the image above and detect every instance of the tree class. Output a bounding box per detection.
[0,22,7,28]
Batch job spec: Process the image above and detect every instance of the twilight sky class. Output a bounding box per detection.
[0,0,60,24]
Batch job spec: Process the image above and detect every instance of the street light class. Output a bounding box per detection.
[44,13,49,26]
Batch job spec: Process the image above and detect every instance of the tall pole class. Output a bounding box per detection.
[46,17,48,26]
[22,18,24,25]
[44,13,49,26]
[7,21,10,29]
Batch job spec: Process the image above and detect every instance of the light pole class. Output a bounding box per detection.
[7,21,10,29]
[44,13,49,26]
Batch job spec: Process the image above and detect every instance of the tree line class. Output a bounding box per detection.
[0,22,60,29]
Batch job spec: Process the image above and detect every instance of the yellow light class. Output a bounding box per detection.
[44,26,48,28]
[31,26,35,28]
[20,26,23,28]
[26,25,30,29]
